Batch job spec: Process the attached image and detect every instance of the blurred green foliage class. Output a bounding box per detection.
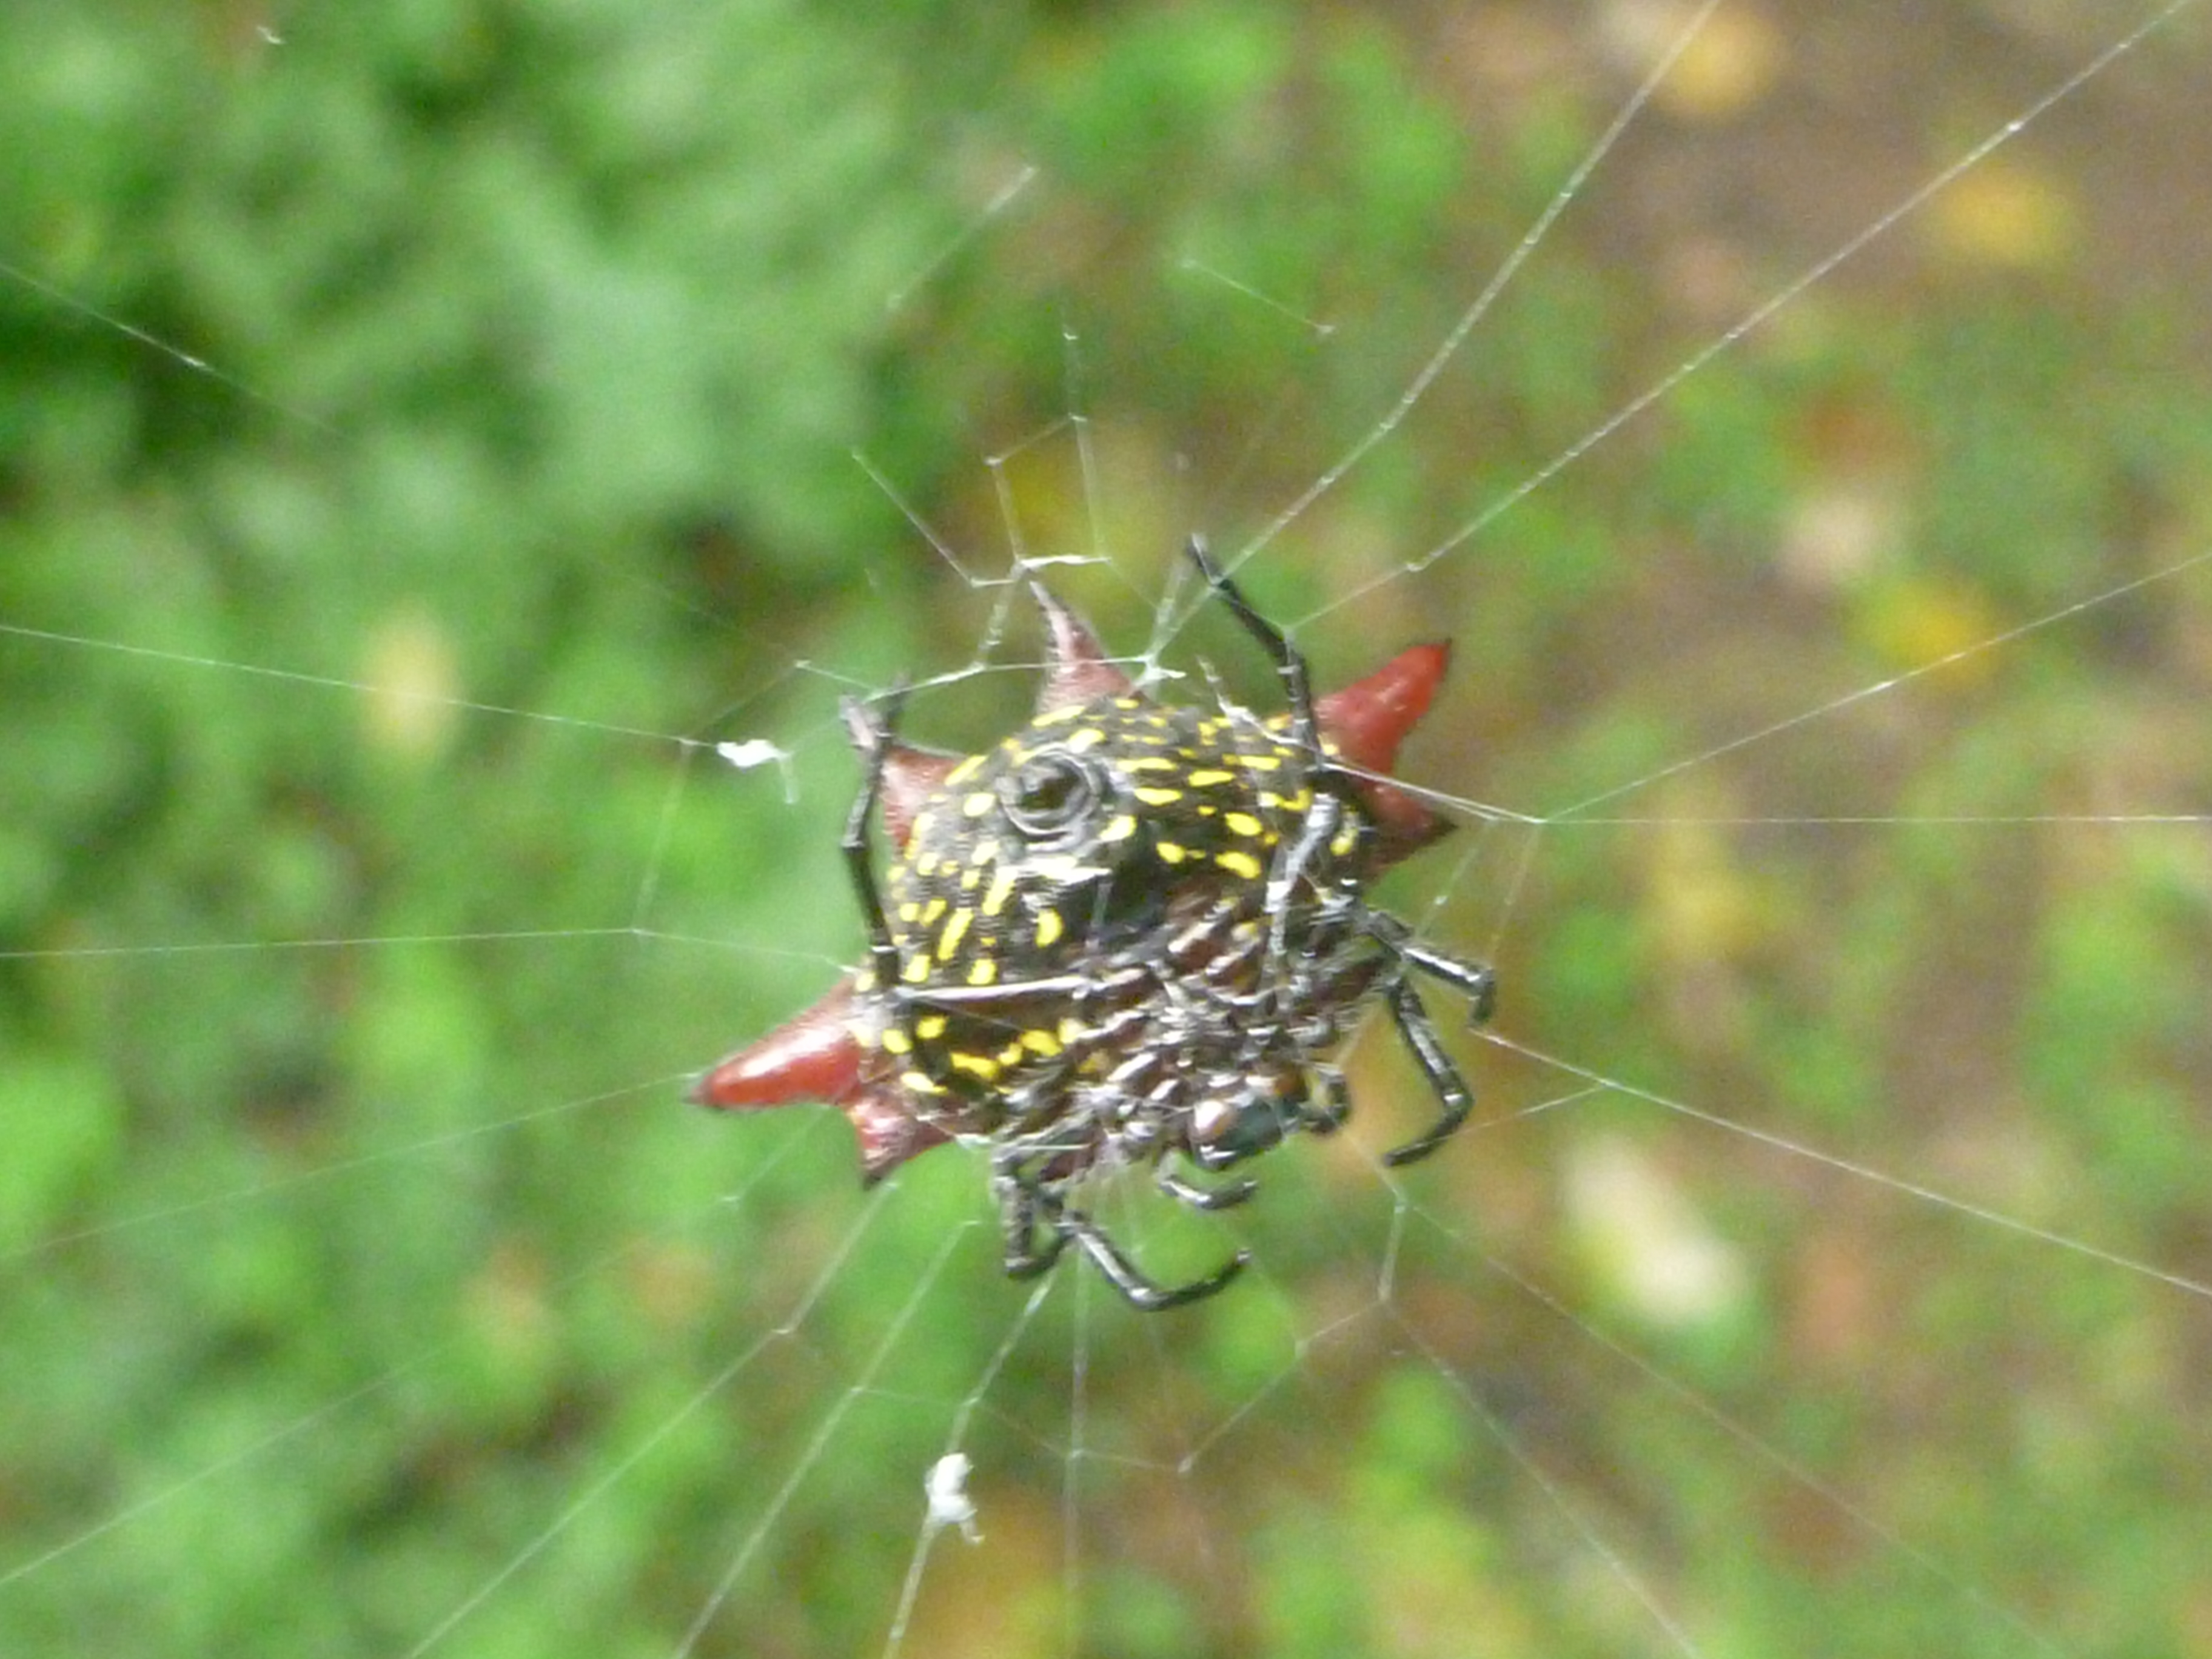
[5,2,2212,1657]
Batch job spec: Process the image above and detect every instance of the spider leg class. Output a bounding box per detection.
[1185,537,1367,953]
[1261,788,1343,960]
[1157,1165,1256,1212]
[1059,1210,1250,1312]
[1004,1227,1067,1279]
[1379,974,1476,1167]
[1366,910,1497,1025]
[1302,1061,1350,1135]
[998,1145,1246,1307]
[1184,536,1318,752]
[1399,938,1497,1024]
[839,686,908,996]
[993,1150,1068,1278]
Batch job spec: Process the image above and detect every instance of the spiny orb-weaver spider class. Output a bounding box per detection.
[692,540,1495,1310]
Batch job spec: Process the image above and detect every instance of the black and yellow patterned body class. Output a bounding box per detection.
[697,541,1493,1309]
[853,689,1380,1164]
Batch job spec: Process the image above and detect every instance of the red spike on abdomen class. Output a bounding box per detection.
[1031,580,1138,715]
[1315,640,1452,857]
[1315,640,1449,773]
[849,1088,954,1185]
[689,980,865,1108]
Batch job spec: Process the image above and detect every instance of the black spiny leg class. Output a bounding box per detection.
[993,1149,1068,1278]
[1366,910,1498,1025]
[1185,536,1356,934]
[1000,1147,1248,1308]
[1188,540,1497,1172]
[839,688,908,997]
[1398,939,1498,1025]
[1184,536,1318,752]
[1359,911,1495,1166]
[1061,1211,1250,1312]
[1004,1226,1067,1280]
[1258,783,1347,937]
[1157,1165,1256,1212]
[1301,1062,1350,1136]
[1379,976,1477,1167]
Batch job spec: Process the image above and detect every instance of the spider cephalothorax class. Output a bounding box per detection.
[693,541,1494,1309]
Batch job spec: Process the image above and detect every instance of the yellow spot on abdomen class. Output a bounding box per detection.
[1034,908,1064,948]
[1216,849,1264,880]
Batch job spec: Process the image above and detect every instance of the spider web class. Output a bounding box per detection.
[3,2,2210,1655]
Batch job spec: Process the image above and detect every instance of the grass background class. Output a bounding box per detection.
[4,2,2211,1654]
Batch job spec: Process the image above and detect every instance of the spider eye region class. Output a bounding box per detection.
[886,699,1290,982]
[997,749,1104,847]
[882,728,1128,987]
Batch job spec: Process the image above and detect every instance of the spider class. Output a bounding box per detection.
[693,540,1495,1310]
